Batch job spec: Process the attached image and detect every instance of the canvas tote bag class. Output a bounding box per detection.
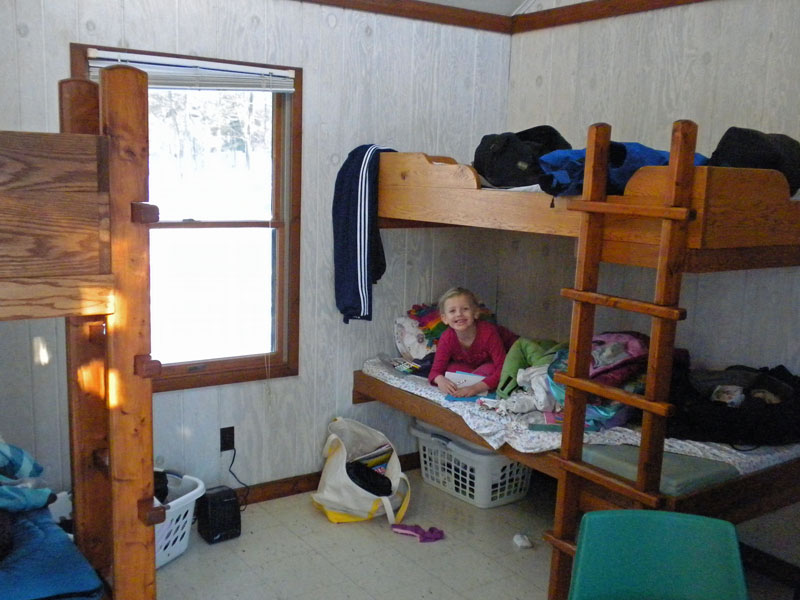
[311,418,410,524]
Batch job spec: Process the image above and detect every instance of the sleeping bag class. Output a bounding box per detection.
[497,337,567,399]
[0,508,104,600]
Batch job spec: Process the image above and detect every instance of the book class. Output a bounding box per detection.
[445,370,485,389]
[351,442,393,464]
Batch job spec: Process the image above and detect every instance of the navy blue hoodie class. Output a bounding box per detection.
[332,144,395,323]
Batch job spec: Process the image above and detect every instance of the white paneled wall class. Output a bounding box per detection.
[0,319,69,492]
[4,0,799,495]
[502,0,800,376]
[0,0,509,491]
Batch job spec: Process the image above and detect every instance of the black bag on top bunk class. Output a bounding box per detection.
[708,126,800,195]
[473,125,571,188]
[668,364,800,446]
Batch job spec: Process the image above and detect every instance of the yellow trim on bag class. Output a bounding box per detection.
[395,481,411,523]
[311,497,383,524]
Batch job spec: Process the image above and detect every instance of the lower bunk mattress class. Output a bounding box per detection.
[1,507,104,600]
[361,357,800,496]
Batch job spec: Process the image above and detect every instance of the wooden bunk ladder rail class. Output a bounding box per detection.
[548,122,611,600]
[554,373,675,417]
[639,119,697,491]
[546,121,699,600]
[60,78,113,577]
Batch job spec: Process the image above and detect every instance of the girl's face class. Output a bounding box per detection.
[442,294,477,333]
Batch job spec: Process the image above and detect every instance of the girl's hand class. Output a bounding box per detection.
[450,382,489,398]
[434,375,458,396]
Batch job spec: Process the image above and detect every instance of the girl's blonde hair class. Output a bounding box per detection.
[437,287,480,314]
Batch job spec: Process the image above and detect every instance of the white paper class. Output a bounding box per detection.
[445,370,485,388]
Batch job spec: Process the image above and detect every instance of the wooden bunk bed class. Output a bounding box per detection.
[352,120,800,599]
[2,66,159,599]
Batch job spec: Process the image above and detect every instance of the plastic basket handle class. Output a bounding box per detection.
[430,433,453,448]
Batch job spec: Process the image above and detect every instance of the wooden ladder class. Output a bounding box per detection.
[544,120,699,600]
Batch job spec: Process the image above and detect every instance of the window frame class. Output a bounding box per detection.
[70,44,301,392]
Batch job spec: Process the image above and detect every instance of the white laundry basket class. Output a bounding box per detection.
[155,473,205,568]
[410,420,531,508]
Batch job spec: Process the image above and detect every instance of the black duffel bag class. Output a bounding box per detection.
[668,364,800,446]
[473,125,571,188]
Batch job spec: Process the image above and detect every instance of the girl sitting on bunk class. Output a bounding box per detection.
[428,287,508,398]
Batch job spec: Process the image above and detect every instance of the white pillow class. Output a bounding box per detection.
[393,316,435,360]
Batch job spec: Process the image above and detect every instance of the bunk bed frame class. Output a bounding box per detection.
[352,120,800,599]
[2,66,159,599]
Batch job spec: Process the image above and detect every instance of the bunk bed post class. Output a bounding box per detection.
[638,120,696,491]
[100,65,158,600]
[59,78,113,576]
[59,78,100,135]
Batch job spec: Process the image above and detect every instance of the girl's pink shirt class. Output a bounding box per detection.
[428,320,507,390]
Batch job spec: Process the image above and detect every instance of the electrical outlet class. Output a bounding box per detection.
[220,426,235,452]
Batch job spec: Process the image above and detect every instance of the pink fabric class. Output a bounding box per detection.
[428,320,507,390]
[391,524,445,542]
[589,331,648,377]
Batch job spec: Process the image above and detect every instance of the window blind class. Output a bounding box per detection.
[87,48,294,92]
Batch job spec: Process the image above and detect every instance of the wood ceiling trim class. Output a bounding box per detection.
[512,0,715,33]
[299,0,512,33]
[298,0,717,34]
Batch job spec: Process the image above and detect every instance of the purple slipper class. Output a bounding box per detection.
[391,523,445,543]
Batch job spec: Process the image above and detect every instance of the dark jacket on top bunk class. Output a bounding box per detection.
[332,144,395,323]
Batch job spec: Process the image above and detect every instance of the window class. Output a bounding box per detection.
[71,44,301,391]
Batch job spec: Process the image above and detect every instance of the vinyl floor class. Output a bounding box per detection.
[156,469,796,599]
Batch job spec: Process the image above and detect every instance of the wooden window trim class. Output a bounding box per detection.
[71,44,302,392]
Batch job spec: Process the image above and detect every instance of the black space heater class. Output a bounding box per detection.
[196,485,241,544]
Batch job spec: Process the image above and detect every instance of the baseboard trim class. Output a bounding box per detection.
[235,451,421,505]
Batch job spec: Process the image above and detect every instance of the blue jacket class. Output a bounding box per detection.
[539,142,708,196]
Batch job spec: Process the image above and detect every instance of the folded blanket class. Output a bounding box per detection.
[0,444,53,512]
[0,443,42,480]
[0,483,54,512]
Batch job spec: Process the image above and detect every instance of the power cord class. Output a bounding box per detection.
[227,447,250,511]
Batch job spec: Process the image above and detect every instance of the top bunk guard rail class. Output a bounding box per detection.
[377,147,800,272]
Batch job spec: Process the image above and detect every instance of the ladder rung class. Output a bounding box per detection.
[554,456,663,508]
[561,288,686,321]
[567,199,696,221]
[553,372,675,417]
[543,530,576,556]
